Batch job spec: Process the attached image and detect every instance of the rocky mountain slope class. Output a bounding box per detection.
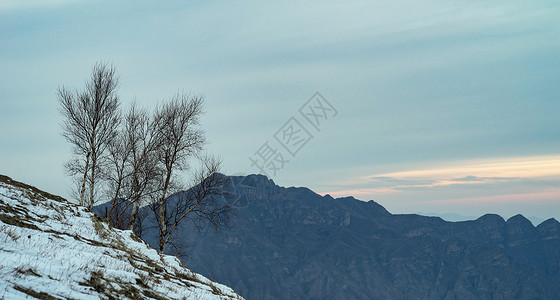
[0,174,243,300]
[136,174,559,300]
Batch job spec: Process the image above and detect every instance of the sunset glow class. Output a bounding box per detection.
[322,155,560,205]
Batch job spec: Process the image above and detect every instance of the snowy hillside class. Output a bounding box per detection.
[0,174,243,300]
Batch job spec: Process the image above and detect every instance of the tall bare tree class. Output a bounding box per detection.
[104,126,132,228]
[100,104,161,230]
[60,65,232,247]
[123,104,162,231]
[58,62,121,208]
[152,93,205,251]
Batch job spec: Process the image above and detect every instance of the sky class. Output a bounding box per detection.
[1,0,559,223]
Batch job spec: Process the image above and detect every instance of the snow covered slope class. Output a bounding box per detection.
[0,174,243,300]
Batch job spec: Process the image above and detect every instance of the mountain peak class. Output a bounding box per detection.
[506,214,537,230]
[537,218,560,239]
[507,214,533,226]
[476,213,506,225]
[227,173,275,187]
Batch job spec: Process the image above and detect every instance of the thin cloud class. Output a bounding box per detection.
[323,155,560,197]
[423,189,560,205]
[370,156,560,180]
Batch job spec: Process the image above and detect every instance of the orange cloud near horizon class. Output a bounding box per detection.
[372,155,560,180]
[319,155,560,204]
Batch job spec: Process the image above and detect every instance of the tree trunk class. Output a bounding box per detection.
[89,148,96,210]
[107,182,121,227]
[158,203,166,251]
[158,170,172,252]
[128,168,140,231]
[79,149,91,206]
[129,200,139,232]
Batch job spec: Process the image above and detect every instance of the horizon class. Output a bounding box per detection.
[1,171,554,227]
[1,1,559,221]
[223,172,557,226]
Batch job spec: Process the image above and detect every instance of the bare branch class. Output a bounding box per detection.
[58,62,121,207]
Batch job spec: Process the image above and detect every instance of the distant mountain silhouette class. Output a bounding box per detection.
[419,211,547,226]
[98,174,560,300]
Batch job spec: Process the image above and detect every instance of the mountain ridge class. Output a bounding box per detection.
[96,173,559,299]
[171,174,560,299]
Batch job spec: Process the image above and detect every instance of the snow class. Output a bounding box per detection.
[0,178,243,300]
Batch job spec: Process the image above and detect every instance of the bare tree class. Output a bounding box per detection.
[101,104,161,230]
[151,93,206,252]
[122,104,162,231]
[59,65,232,247]
[104,126,132,227]
[58,62,121,208]
[150,156,233,253]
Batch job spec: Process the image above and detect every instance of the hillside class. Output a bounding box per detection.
[134,174,560,300]
[0,174,243,300]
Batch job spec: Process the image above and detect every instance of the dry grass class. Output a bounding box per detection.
[14,267,41,277]
[0,174,66,203]
[0,213,40,230]
[13,285,58,300]
[91,215,110,240]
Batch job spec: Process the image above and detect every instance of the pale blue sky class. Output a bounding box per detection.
[1,0,559,221]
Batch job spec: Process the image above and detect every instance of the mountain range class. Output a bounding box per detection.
[123,174,559,299]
